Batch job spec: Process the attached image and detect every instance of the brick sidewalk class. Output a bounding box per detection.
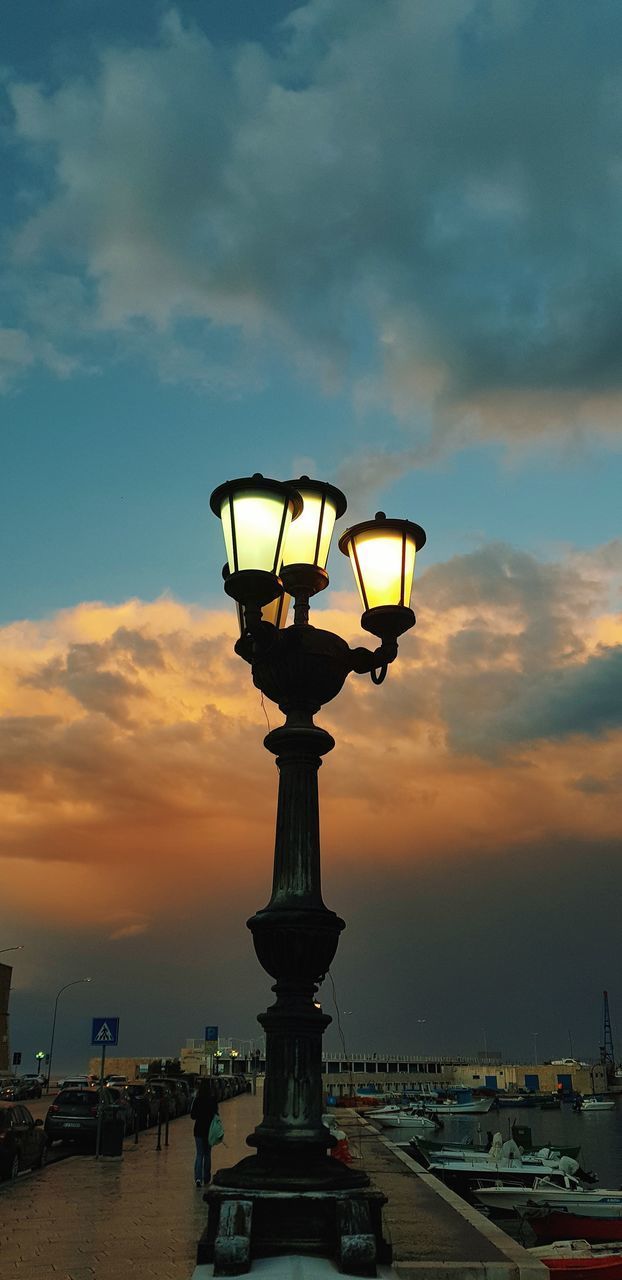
[0,1090,262,1280]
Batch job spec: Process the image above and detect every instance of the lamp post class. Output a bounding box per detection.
[46,978,92,1093]
[201,473,425,1273]
[0,946,24,955]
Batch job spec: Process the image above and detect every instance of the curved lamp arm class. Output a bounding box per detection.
[349,639,398,685]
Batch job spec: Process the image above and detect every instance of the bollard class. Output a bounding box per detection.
[156,1107,162,1152]
[164,1113,169,1147]
[134,1116,139,1145]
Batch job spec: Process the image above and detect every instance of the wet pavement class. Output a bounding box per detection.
[0,1089,260,1280]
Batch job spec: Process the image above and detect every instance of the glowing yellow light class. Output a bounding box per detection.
[221,492,294,575]
[349,527,416,610]
[282,491,337,569]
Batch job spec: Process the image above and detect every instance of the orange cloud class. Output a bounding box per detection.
[1,544,621,948]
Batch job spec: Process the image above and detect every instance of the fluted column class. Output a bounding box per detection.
[214,714,367,1191]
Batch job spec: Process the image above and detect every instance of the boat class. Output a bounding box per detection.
[497,1094,538,1109]
[580,1098,616,1112]
[530,1217,622,1246]
[414,1140,584,1167]
[530,1238,622,1279]
[371,1108,442,1131]
[416,1136,582,1161]
[475,1178,622,1217]
[429,1097,494,1114]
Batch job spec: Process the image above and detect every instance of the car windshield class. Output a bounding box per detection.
[57,1090,95,1105]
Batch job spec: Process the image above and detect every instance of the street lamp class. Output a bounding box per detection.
[0,946,24,955]
[202,473,426,1273]
[46,978,92,1093]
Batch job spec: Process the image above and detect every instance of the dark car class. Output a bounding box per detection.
[159,1078,190,1115]
[0,1102,47,1179]
[103,1086,136,1135]
[125,1084,159,1129]
[45,1087,127,1144]
[147,1081,178,1119]
[18,1076,44,1099]
[0,1077,43,1102]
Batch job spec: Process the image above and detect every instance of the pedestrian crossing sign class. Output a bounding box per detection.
[91,1016,119,1046]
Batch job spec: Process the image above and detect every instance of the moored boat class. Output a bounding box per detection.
[497,1094,538,1108]
[371,1108,442,1131]
[430,1097,494,1114]
[416,1136,582,1162]
[475,1178,622,1217]
[531,1238,622,1279]
[579,1098,616,1113]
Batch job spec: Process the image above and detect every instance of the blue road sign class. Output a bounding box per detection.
[91,1016,120,1046]
[205,1025,218,1042]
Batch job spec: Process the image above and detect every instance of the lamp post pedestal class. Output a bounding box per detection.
[199,716,391,1272]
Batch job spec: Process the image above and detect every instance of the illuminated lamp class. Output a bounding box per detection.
[210,475,302,611]
[280,477,347,604]
[339,511,426,641]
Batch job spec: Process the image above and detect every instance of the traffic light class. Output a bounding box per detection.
[12,1052,21,1066]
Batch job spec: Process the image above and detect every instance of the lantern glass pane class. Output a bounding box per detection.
[350,527,417,609]
[221,490,293,573]
[262,592,292,628]
[282,491,337,569]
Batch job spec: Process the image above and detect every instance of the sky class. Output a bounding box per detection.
[1,0,621,1074]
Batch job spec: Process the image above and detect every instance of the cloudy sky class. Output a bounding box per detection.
[1,0,621,1073]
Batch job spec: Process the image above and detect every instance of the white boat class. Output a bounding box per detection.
[474,1177,622,1217]
[430,1097,494,1114]
[581,1097,616,1112]
[372,1109,440,1131]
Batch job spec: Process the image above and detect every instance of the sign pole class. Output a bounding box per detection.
[95,1043,106,1158]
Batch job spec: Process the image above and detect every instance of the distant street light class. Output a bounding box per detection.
[532,1031,539,1064]
[46,978,92,1093]
[0,946,24,956]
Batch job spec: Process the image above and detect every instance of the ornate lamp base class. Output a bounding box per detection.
[197,1185,392,1277]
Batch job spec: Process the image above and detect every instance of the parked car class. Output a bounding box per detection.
[58,1076,91,1091]
[45,1087,129,1144]
[147,1081,178,1119]
[103,1086,136,1135]
[19,1077,43,1099]
[0,1102,47,1179]
[125,1084,159,1129]
[158,1078,190,1115]
[105,1074,128,1085]
[0,1078,41,1102]
[20,1074,46,1095]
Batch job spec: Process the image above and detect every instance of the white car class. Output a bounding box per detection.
[58,1075,90,1090]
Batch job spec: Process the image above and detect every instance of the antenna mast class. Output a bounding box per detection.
[601,990,616,1086]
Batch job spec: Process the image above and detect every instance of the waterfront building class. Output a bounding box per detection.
[85,1046,610,1098]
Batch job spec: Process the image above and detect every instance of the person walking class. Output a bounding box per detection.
[191,1079,218,1187]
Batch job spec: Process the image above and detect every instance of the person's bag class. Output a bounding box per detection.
[208,1113,224,1146]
